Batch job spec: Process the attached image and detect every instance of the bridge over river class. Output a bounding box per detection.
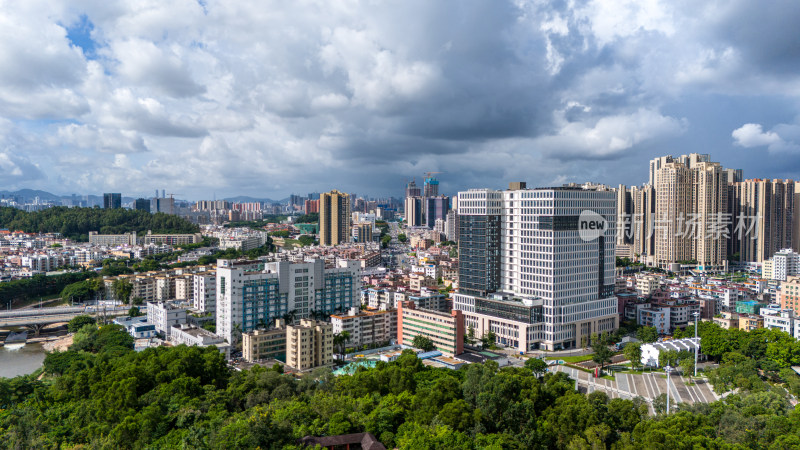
[0,306,130,336]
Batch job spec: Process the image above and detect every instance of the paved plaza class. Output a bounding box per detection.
[553,365,720,414]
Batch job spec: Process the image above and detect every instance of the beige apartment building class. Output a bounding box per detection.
[397,301,464,356]
[636,275,661,297]
[330,307,397,349]
[242,319,288,363]
[319,190,351,246]
[730,179,794,263]
[653,157,730,269]
[286,319,334,371]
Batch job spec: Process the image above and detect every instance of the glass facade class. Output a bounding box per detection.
[315,273,355,315]
[475,297,543,324]
[242,278,287,332]
[458,214,501,297]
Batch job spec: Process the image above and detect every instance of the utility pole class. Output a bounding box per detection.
[693,311,700,377]
[665,365,672,414]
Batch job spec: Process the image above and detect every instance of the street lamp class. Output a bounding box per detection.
[665,365,672,414]
[692,311,700,377]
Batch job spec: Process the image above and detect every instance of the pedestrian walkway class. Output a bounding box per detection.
[552,365,718,414]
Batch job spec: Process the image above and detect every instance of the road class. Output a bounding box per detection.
[0,306,130,328]
[552,365,719,414]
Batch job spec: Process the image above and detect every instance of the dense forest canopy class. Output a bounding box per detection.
[0,207,199,241]
[2,324,800,449]
[0,272,99,306]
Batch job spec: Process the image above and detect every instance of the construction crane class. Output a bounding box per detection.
[166,193,183,200]
[423,171,442,178]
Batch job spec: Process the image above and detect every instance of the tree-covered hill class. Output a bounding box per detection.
[3,324,800,449]
[0,206,199,241]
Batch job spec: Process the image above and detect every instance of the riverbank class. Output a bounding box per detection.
[41,334,73,352]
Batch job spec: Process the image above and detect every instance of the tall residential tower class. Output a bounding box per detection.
[319,190,351,246]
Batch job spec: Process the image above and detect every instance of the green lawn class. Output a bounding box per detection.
[558,354,594,363]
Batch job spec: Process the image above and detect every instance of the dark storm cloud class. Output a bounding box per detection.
[0,0,799,198]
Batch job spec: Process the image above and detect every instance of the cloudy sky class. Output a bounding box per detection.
[1,0,799,200]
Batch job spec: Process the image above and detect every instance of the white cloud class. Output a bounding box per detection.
[732,122,799,152]
[57,124,148,153]
[536,108,687,158]
[732,123,782,147]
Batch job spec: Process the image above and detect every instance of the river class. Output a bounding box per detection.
[0,343,46,378]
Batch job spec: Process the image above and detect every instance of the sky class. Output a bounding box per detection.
[1,0,799,201]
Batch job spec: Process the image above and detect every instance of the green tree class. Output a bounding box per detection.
[127,306,142,317]
[524,357,548,377]
[412,335,435,352]
[680,352,695,377]
[67,315,96,333]
[397,233,408,243]
[112,279,133,303]
[592,342,614,375]
[334,331,351,356]
[481,330,497,349]
[465,325,476,345]
[636,326,658,343]
[658,349,680,368]
[624,342,643,370]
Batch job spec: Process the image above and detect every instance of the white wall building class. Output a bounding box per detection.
[763,249,800,281]
[216,258,361,343]
[193,272,217,314]
[113,316,157,339]
[170,324,231,359]
[330,307,397,348]
[761,305,797,336]
[146,301,188,337]
[641,337,700,368]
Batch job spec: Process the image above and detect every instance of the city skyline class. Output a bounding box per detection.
[1,2,799,199]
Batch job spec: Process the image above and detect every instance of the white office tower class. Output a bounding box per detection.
[216,259,361,343]
[453,182,618,351]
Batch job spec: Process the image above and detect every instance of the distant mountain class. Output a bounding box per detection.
[222,195,283,204]
[0,189,63,202]
[0,189,138,205]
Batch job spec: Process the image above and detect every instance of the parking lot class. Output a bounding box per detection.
[553,365,719,414]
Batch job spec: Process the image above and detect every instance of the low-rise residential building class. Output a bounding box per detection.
[713,311,740,330]
[739,315,764,331]
[142,232,203,246]
[637,307,670,334]
[170,324,231,359]
[219,235,265,252]
[242,320,288,363]
[636,275,661,297]
[760,306,796,335]
[330,307,397,349]
[397,301,464,356]
[780,276,800,315]
[763,249,800,281]
[409,273,437,291]
[88,231,137,247]
[147,301,188,336]
[113,316,157,339]
[286,319,334,371]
